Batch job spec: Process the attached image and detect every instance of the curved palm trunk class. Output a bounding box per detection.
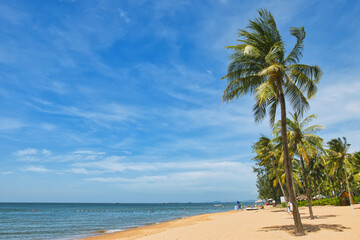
[300,155,314,219]
[272,160,288,203]
[276,79,305,236]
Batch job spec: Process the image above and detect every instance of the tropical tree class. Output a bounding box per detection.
[221,9,322,235]
[308,153,327,196]
[326,138,353,205]
[253,160,284,202]
[252,136,288,202]
[274,113,324,219]
[348,152,360,194]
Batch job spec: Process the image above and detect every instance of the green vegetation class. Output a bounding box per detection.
[297,198,341,207]
[221,8,359,236]
[221,8,321,235]
[298,197,360,207]
[253,134,360,206]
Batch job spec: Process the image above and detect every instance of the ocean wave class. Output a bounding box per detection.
[104,229,124,234]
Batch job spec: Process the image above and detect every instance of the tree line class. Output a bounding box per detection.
[252,114,360,220]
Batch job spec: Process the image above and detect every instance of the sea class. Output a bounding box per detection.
[0,202,253,240]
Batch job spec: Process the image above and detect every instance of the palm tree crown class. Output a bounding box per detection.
[222,9,322,124]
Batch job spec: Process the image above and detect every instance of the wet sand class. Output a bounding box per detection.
[82,205,360,240]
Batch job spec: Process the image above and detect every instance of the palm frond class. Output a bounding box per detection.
[303,125,325,134]
[222,75,263,101]
[288,64,322,99]
[284,27,306,64]
[300,114,318,128]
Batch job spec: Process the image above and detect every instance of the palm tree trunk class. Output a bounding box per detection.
[276,79,305,236]
[272,160,288,203]
[316,174,320,195]
[300,155,314,219]
[330,178,336,196]
[343,166,355,216]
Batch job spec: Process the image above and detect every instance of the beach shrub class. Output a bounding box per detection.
[281,202,287,208]
[297,197,341,207]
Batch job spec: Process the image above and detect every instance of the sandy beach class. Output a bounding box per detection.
[82,205,360,240]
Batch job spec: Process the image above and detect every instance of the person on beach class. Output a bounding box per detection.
[287,201,293,214]
[237,201,243,210]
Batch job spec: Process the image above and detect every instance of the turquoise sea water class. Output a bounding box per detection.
[0,202,249,240]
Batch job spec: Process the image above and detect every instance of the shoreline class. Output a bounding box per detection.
[81,205,360,240]
[81,211,224,240]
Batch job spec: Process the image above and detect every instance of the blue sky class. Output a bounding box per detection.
[0,0,359,203]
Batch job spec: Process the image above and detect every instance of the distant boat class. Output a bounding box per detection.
[213,204,222,207]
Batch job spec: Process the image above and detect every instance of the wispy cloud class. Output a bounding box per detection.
[23,165,52,173]
[14,148,51,161]
[85,161,255,191]
[311,79,360,126]
[26,101,142,127]
[15,148,38,156]
[71,150,105,155]
[0,3,29,25]
[117,8,131,23]
[0,118,24,130]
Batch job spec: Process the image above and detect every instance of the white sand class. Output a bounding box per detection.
[82,205,360,240]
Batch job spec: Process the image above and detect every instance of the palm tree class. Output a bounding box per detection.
[253,136,288,202]
[221,9,322,235]
[274,113,324,219]
[269,157,303,199]
[308,153,327,196]
[327,138,354,210]
[348,152,360,193]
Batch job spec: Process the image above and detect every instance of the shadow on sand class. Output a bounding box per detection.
[260,224,350,235]
[270,209,286,213]
[314,214,338,219]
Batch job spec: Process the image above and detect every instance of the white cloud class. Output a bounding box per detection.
[14,148,52,161]
[311,80,360,126]
[86,175,167,183]
[23,165,51,173]
[1,171,13,175]
[15,148,38,156]
[42,149,52,156]
[73,156,153,172]
[117,8,131,23]
[71,150,105,155]
[85,161,256,191]
[27,102,141,127]
[68,168,102,175]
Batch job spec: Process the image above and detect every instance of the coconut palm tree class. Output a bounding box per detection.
[348,152,360,193]
[308,153,327,196]
[253,136,288,202]
[269,157,303,198]
[274,113,324,219]
[327,138,353,207]
[221,9,322,235]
